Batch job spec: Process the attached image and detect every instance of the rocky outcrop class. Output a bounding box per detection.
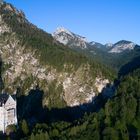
[0,2,111,107]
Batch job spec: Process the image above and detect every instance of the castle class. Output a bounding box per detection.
[0,93,17,133]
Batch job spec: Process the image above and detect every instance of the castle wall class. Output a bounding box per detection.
[0,106,5,133]
[0,95,17,133]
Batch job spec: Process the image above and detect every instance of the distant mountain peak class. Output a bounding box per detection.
[53,27,88,49]
[114,40,134,45]
[109,40,136,53]
[53,27,138,54]
[105,43,113,48]
[54,27,74,37]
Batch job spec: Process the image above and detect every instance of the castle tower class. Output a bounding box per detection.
[0,93,17,133]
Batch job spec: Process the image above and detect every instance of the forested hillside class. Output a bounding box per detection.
[0,1,115,110]
[0,1,140,140]
[13,69,139,140]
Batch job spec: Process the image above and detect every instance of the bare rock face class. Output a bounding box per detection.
[95,77,109,93]
[53,27,88,49]
[0,15,10,34]
[0,2,111,107]
[109,40,136,53]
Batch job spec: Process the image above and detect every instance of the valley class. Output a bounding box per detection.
[0,1,140,140]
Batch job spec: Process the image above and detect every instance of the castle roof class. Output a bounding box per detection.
[0,93,16,106]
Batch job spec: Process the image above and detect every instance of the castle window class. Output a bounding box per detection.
[7,108,15,122]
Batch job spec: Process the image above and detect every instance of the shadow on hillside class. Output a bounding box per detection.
[17,83,115,126]
[13,53,140,128]
[118,56,140,78]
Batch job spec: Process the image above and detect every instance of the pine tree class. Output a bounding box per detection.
[21,119,29,136]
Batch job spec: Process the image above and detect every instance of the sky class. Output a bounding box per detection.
[5,0,140,44]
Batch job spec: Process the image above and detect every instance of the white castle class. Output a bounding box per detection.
[0,93,17,133]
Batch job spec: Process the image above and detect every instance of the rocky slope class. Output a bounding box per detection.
[0,2,113,108]
[53,27,88,49]
[53,27,138,53]
[109,40,136,53]
[53,27,104,50]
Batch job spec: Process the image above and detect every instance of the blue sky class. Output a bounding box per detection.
[5,0,140,44]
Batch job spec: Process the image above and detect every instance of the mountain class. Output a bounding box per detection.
[105,43,113,48]
[109,40,136,53]
[0,2,114,109]
[1,1,140,140]
[53,27,88,49]
[53,27,111,66]
[53,27,105,50]
[53,27,138,54]
[53,28,140,71]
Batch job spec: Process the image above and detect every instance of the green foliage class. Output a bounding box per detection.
[47,80,66,109]
[50,129,60,138]
[102,127,119,140]
[15,67,140,140]
[21,119,29,136]
[30,131,50,140]
[6,124,17,136]
[21,75,34,93]
[103,69,140,139]
[1,63,12,74]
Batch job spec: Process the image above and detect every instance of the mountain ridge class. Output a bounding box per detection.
[52,27,140,71]
[53,27,138,53]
